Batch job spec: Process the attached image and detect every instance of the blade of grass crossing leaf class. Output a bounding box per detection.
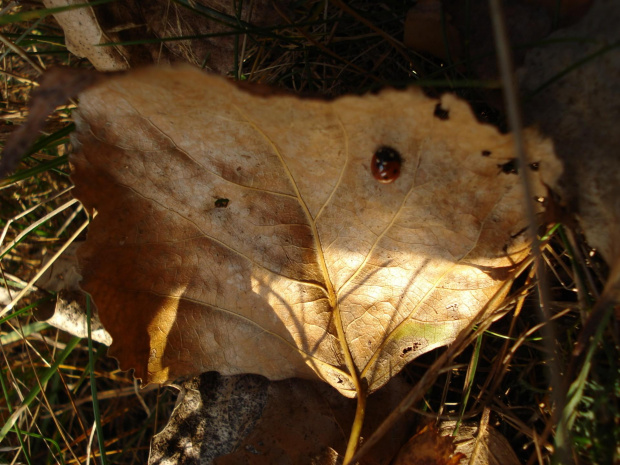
[487,0,568,461]
[454,332,483,436]
[0,336,81,442]
[71,343,107,396]
[87,294,108,464]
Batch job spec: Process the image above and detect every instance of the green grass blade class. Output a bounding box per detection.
[0,155,69,188]
[0,321,50,345]
[0,336,81,442]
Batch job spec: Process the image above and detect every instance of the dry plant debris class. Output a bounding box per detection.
[1,0,618,464]
[64,65,560,397]
[521,0,620,297]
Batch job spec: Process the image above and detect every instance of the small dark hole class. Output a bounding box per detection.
[498,159,519,174]
[215,198,230,208]
[529,162,540,171]
[481,150,492,156]
[400,346,413,357]
[433,103,450,120]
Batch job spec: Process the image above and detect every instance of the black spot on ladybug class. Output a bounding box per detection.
[433,103,449,120]
[529,162,540,171]
[481,150,492,157]
[372,146,402,183]
[498,159,519,174]
[215,198,230,208]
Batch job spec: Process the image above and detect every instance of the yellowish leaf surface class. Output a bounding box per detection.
[71,66,559,396]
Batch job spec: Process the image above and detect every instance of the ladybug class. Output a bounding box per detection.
[371,146,402,183]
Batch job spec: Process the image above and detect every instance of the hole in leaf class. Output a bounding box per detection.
[433,103,449,120]
[400,346,413,357]
[498,159,519,174]
[215,198,230,208]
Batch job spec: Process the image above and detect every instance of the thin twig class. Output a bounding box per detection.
[487,1,568,463]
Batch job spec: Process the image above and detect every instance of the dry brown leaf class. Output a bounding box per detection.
[438,421,520,465]
[394,423,465,465]
[69,65,560,396]
[149,373,270,465]
[520,0,620,301]
[42,0,129,71]
[35,244,112,345]
[150,373,414,465]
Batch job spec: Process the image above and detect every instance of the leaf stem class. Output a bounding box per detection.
[343,381,367,464]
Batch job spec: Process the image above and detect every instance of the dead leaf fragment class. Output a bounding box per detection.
[150,373,415,465]
[149,373,269,465]
[35,244,112,345]
[438,421,520,465]
[68,65,559,395]
[520,0,620,297]
[394,423,465,465]
[42,0,129,71]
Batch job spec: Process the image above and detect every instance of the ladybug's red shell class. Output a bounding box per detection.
[371,146,402,183]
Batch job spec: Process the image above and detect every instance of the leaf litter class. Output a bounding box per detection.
[64,65,560,396]
[0,63,563,462]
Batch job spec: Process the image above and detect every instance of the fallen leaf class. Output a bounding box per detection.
[149,372,415,465]
[438,421,520,465]
[35,244,112,345]
[42,0,129,71]
[394,423,464,465]
[68,65,560,395]
[520,0,620,301]
[149,372,269,465]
